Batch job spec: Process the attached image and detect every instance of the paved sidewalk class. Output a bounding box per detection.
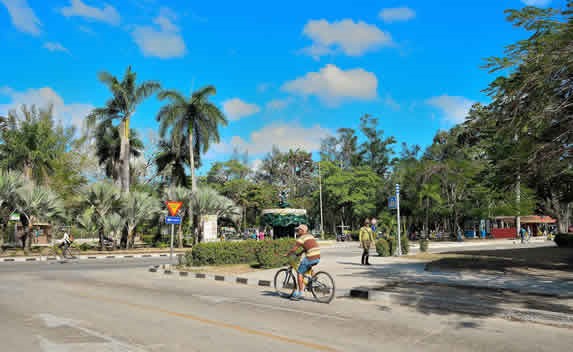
[238,248,573,298]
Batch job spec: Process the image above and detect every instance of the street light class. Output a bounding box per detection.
[304,159,324,239]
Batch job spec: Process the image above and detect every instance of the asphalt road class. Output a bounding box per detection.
[0,242,571,352]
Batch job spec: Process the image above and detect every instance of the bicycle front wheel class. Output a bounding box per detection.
[274,268,296,298]
[310,271,335,303]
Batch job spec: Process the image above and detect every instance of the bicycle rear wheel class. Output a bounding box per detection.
[274,268,296,298]
[310,271,335,303]
[65,247,80,259]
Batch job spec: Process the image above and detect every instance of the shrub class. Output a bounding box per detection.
[554,233,573,248]
[254,239,296,268]
[375,239,390,257]
[388,234,410,255]
[419,239,429,252]
[188,239,297,268]
[155,242,169,249]
[189,241,258,266]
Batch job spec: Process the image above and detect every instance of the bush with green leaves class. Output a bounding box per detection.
[554,234,573,248]
[188,239,296,268]
[388,234,409,255]
[419,239,429,252]
[375,239,390,257]
[254,239,297,268]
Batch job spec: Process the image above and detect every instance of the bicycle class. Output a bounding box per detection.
[46,244,79,260]
[274,254,336,303]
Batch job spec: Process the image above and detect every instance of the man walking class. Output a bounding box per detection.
[360,219,376,265]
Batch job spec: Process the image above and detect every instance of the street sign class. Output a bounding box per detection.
[165,216,182,225]
[9,212,19,221]
[388,196,397,209]
[165,200,183,216]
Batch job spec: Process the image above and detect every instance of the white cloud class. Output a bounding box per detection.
[222,98,261,120]
[426,95,474,124]
[384,95,400,111]
[0,0,42,35]
[282,64,378,106]
[0,87,94,132]
[301,19,392,58]
[250,158,263,172]
[257,83,272,93]
[132,7,186,59]
[379,7,416,23]
[521,0,552,6]
[60,0,120,26]
[43,42,70,54]
[210,123,330,157]
[265,98,293,111]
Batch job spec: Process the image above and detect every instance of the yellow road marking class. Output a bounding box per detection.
[78,293,338,352]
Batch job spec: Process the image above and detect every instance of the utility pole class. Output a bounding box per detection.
[396,183,402,256]
[318,161,324,239]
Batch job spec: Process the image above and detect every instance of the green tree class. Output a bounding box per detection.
[0,105,75,185]
[86,66,160,194]
[15,184,64,249]
[156,86,228,192]
[123,191,160,248]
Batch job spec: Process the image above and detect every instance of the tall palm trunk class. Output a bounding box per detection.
[119,117,131,194]
[189,128,199,243]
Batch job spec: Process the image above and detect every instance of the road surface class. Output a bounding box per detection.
[0,243,570,352]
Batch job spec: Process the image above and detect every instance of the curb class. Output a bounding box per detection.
[348,288,573,329]
[148,265,277,289]
[1,253,184,263]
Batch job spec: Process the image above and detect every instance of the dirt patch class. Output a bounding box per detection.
[421,247,573,280]
[176,264,258,275]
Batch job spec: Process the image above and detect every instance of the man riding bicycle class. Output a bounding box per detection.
[59,231,72,254]
[285,224,320,300]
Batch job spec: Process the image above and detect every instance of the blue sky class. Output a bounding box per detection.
[0,0,562,174]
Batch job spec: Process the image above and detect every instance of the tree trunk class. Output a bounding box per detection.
[189,130,196,193]
[119,117,131,194]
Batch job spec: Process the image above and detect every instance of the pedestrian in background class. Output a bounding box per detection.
[360,219,376,265]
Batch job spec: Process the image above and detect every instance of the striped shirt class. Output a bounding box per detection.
[289,234,320,260]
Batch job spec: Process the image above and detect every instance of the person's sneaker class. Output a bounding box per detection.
[291,292,302,300]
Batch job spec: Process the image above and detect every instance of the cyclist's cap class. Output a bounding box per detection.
[295,224,308,233]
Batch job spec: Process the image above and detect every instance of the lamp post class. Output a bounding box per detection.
[318,161,324,240]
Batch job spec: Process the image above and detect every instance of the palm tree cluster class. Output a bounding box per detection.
[0,66,237,248]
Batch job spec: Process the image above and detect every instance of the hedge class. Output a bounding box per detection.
[186,238,297,268]
[554,233,573,248]
[375,239,390,257]
[387,234,409,255]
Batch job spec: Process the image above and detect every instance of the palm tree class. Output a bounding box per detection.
[163,186,192,248]
[82,181,122,247]
[155,140,189,188]
[192,187,241,243]
[15,184,64,249]
[102,212,125,247]
[94,120,144,184]
[0,171,24,212]
[86,66,160,194]
[123,191,160,248]
[418,182,443,237]
[77,208,99,241]
[156,86,228,192]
